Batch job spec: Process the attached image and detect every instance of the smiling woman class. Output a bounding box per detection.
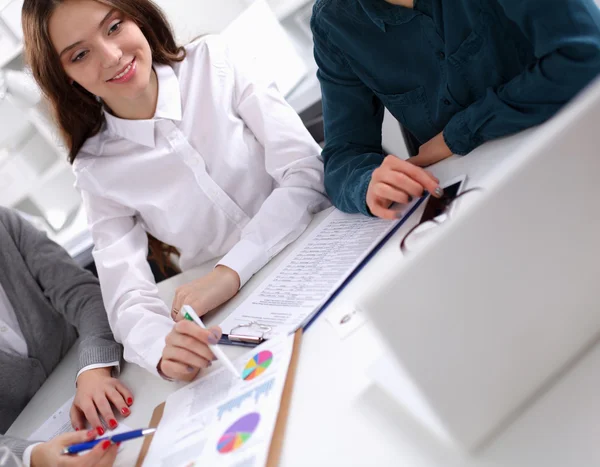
[22,0,185,161]
[20,0,328,387]
[49,2,157,120]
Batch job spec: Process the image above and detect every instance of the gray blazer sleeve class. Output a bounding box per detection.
[0,208,122,373]
[0,434,37,462]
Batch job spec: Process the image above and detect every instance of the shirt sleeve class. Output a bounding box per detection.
[77,188,174,376]
[76,362,120,381]
[0,434,38,462]
[444,0,600,155]
[0,207,122,374]
[22,442,42,467]
[215,38,330,287]
[309,16,388,216]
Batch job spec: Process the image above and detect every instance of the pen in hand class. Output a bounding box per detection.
[62,428,156,455]
[182,305,241,379]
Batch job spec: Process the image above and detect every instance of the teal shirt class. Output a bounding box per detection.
[312,0,600,215]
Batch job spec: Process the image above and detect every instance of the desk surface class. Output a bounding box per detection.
[9,129,600,467]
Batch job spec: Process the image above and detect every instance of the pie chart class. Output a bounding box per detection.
[242,350,273,381]
[217,413,260,454]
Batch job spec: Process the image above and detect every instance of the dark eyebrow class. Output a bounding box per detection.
[58,8,118,58]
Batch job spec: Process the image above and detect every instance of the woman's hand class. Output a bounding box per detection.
[367,155,442,219]
[31,429,118,467]
[158,321,221,382]
[71,368,133,434]
[409,131,453,167]
[170,266,240,321]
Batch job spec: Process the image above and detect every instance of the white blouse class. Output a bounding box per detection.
[73,36,328,375]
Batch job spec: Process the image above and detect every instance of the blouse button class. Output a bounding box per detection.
[443,98,451,106]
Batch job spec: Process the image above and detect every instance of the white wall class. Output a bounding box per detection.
[153,0,248,43]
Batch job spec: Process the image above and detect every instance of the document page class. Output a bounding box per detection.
[219,205,417,339]
[28,397,75,442]
[143,334,296,467]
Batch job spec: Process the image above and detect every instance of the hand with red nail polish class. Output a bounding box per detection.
[70,367,134,434]
[30,429,118,466]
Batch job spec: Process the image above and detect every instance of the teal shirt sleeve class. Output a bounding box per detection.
[312,17,384,216]
[444,0,600,155]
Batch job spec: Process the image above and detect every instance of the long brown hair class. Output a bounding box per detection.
[22,0,185,275]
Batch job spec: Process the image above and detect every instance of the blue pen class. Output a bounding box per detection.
[61,428,156,455]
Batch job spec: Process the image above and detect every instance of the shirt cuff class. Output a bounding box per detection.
[443,110,479,155]
[75,362,120,382]
[358,169,375,217]
[23,443,42,467]
[143,332,172,379]
[216,238,269,288]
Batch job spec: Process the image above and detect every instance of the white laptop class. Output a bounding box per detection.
[358,77,600,452]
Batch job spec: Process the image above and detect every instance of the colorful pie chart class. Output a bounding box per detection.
[217,412,260,454]
[242,350,273,381]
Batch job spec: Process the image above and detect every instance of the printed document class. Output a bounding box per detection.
[219,205,417,338]
[143,334,296,467]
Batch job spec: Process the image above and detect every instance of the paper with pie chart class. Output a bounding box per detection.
[143,334,296,467]
[217,413,261,453]
[243,351,273,381]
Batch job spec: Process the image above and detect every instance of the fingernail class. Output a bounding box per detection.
[87,429,96,437]
[109,419,118,429]
[121,407,130,416]
[207,335,219,345]
[210,327,222,340]
[75,427,80,431]
[187,366,195,373]
[102,440,111,450]
[96,426,105,436]
[434,187,444,197]
[127,397,133,406]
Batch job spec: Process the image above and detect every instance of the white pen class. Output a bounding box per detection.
[181,305,241,379]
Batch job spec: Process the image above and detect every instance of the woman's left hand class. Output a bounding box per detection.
[409,131,453,167]
[71,367,134,434]
[170,265,241,322]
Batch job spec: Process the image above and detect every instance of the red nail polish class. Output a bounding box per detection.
[127,397,133,405]
[75,427,80,431]
[121,407,130,416]
[96,426,105,436]
[102,440,111,450]
[109,419,118,429]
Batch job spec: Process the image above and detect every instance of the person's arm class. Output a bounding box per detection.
[444,0,600,155]
[213,38,330,287]
[76,189,174,377]
[311,17,387,216]
[0,208,121,374]
[0,434,37,463]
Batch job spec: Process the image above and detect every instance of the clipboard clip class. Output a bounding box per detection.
[220,321,272,347]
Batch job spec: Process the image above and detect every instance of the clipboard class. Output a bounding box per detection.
[135,329,303,467]
[218,197,427,347]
